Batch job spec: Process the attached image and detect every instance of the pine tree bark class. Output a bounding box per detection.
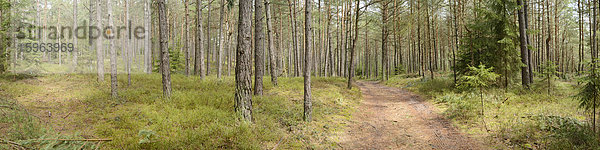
[518,0,531,88]
[125,0,131,86]
[236,0,253,122]
[72,0,78,71]
[326,0,332,77]
[287,0,301,77]
[185,0,191,76]
[265,0,278,86]
[96,0,104,82]
[144,0,151,74]
[108,0,118,99]
[347,0,360,89]
[304,0,313,122]
[195,0,205,78]
[158,0,172,98]
[381,1,389,81]
[217,0,225,79]
[254,0,265,95]
[206,0,212,76]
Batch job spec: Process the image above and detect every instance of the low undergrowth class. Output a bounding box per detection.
[385,74,599,149]
[0,74,361,149]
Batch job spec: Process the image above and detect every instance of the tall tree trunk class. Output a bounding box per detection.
[235,0,253,122]
[265,0,278,86]
[144,0,152,74]
[158,0,172,98]
[185,0,191,76]
[254,0,265,95]
[452,0,458,84]
[326,0,332,77]
[425,3,433,79]
[381,1,389,81]
[288,0,301,77]
[206,0,212,76]
[217,0,225,79]
[73,0,78,71]
[96,0,104,82]
[518,0,531,88]
[195,0,205,78]
[365,25,369,78]
[347,0,360,89]
[304,0,313,122]
[125,0,131,86]
[108,0,118,99]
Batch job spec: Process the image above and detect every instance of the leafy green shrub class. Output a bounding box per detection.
[416,78,454,96]
[532,115,600,149]
[152,48,185,73]
[436,93,478,121]
[394,65,406,75]
[0,98,45,141]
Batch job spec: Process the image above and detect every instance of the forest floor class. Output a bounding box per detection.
[338,81,484,149]
[0,74,363,149]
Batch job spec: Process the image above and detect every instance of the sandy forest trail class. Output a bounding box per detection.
[338,81,483,150]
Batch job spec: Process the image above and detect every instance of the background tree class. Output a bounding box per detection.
[455,0,521,87]
[517,0,531,88]
[195,0,205,78]
[108,0,118,99]
[95,0,103,82]
[265,0,278,86]
[347,0,360,89]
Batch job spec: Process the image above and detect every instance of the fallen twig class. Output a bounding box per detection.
[62,112,71,119]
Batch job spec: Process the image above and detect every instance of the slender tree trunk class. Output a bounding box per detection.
[381,1,389,81]
[365,25,369,78]
[184,0,191,76]
[195,0,205,78]
[235,0,253,122]
[206,0,212,76]
[304,0,313,122]
[265,0,278,86]
[158,0,172,98]
[125,0,131,86]
[217,0,225,79]
[73,0,78,71]
[108,0,118,99]
[144,0,151,74]
[326,0,332,77]
[96,0,104,82]
[579,0,584,74]
[254,0,265,95]
[425,3,433,79]
[347,0,360,89]
[288,0,301,77]
[518,0,531,88]
[452,0,458,84]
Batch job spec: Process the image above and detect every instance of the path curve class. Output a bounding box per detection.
[338,81,483,150]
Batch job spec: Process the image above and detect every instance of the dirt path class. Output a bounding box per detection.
[338,81,483,150]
